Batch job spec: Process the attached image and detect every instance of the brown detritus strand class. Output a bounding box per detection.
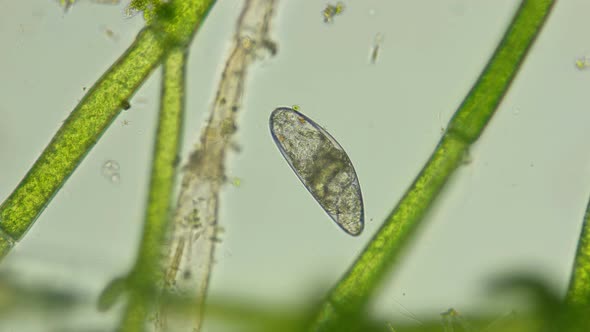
[157,1,279,331]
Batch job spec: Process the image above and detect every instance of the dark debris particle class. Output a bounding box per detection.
[121,100,131,110]
[262,39,278,56]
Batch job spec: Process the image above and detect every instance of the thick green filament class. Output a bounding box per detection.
[136,47,186,282]
[312,135,467,331]
[448,0,554,143]
[0,229,15,260]
[308,0,555,330]
[0,0,216,260]
[0,28,165,241]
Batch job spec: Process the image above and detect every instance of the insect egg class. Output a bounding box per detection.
[269,107,364,236]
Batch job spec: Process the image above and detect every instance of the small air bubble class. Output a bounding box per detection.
[110,173,121,184]
[103,160,120,172]
[102,160,121,183]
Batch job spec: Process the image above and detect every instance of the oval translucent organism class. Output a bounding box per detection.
[269,107,364,236]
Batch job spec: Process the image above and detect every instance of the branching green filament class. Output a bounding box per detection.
[308,1,555,330]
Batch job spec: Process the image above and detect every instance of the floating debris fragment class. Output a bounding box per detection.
[370,33,383,64]
[230,177,242,187]
[575,56,590,70]
[323,2,345,23]
[104,27,118,41]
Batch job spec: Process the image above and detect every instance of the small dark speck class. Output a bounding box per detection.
[173,155,181,167]
[82,86,87,91]
[231,105,239,112]
[183,270,191,280]
[262,39,278,56]
[121,100,131,110]
[219,97,226,105]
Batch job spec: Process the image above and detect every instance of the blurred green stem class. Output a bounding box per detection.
[308,1,555,330]
[565,195,590,307]
[0,0,216,260]
[117,47,188,331]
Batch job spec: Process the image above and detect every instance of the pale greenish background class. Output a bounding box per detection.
[0,0,590,331]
